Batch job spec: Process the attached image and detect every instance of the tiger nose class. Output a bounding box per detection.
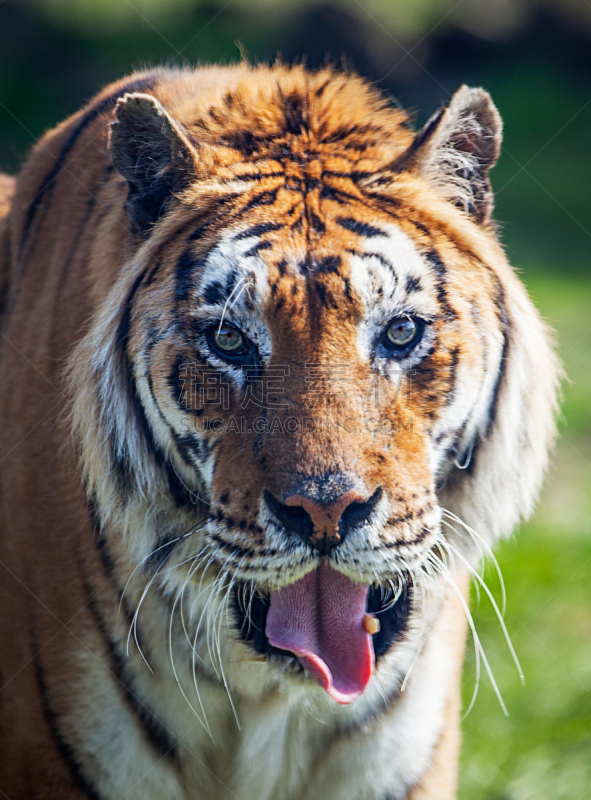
[264,487,382,555]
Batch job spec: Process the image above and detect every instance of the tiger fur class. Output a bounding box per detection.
[0,64,559,799]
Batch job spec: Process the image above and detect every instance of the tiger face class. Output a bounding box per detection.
[127,189,499,701]
[70,67,558,714]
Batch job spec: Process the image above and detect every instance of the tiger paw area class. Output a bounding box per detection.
[0,1,589,797]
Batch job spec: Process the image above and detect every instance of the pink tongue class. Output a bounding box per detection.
[265,562,374,704]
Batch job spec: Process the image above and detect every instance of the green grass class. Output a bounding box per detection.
[459,273,591,800]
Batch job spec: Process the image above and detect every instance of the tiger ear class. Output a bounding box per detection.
[393,86,502,225]
[109,92,196,236]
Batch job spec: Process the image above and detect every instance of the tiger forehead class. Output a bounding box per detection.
[187,215,447,332]
[182,180,437,291]
[175,66,414,168]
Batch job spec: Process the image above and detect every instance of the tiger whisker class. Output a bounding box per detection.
[419,538,482,715]
[442,565,508,717]
[177,552,217,739]
[441,507,507,617]
[216,581,241,730]
[194,555,235,684]
[399,567,427,693]
[195,555,242,729]
[167,570,212,736]
[439,537,523,685]
[119,520,205,616]
[217,277,253,334]
[125,553,169,672]
[179,551,210,654]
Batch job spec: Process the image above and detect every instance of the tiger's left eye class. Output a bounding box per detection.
[384,316,422,351]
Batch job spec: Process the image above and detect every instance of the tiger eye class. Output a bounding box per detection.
[214,325,244,353]
[385,317,419,349]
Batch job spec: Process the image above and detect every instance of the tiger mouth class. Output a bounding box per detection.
[233,569,412,700]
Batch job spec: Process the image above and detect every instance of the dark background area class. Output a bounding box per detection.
[2,0,591,273]
[1,1,589,797]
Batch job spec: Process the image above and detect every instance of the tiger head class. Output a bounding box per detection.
[71,66,558,706]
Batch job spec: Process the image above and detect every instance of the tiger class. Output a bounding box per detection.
[0,64,560,800]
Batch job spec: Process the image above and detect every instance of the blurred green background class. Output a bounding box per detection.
[1,0,589,797]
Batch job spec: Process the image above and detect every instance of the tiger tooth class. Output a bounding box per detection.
[363,614,380,635]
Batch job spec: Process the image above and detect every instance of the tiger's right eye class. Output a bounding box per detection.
[214,325,244,353]
[381,316,424,357]
[206,323,251,362]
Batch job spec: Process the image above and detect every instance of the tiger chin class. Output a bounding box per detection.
[0,64,559,800]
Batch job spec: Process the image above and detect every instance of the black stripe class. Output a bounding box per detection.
[344,247,395,277]
[220,130,258,156]
[424,248,458,322]
[81,572,178,760]
[336,216,386,238]
[315,77,331,97]
[144,534,183,573]
[308,210,326,235]
[188,222,210,241]
[315,255,341,274]
[234,222,283,240]
[320,124,380,146]
[369,526,434,550]
[144,353,207,476]
[319,183,343,203]
[88,500,141,637]
[244,240,272,258]
[50,163,116,351]
[315,282,334,308]
[335,186,403,226]
[386,106,446,176]
[110,268,150,500]
[174,250,194,303]
[211,533,255,559]
[33,644,103,800]
[443,346,460,407]
[115,269,197,510]
[175,249,208,305]
[365,251,396,274]
[95,537,139,633]
[405,275,422,293]
[319,183,355,205]
[356,191,405,220]
[238,187,279,215]
[276,259,287,276]
[115,267,147,350]
[166,352,208,422]
[203,280,225,305]
[484,331,509,440]
[466,281,510,477]
[20,73,159,259]
[239,170,286,182]
[144,259,162,287]
[185,192,244,243]
[173,431,205,466]
[281,89,306,135]
[321,169,374,182]
[410,218,430,236]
